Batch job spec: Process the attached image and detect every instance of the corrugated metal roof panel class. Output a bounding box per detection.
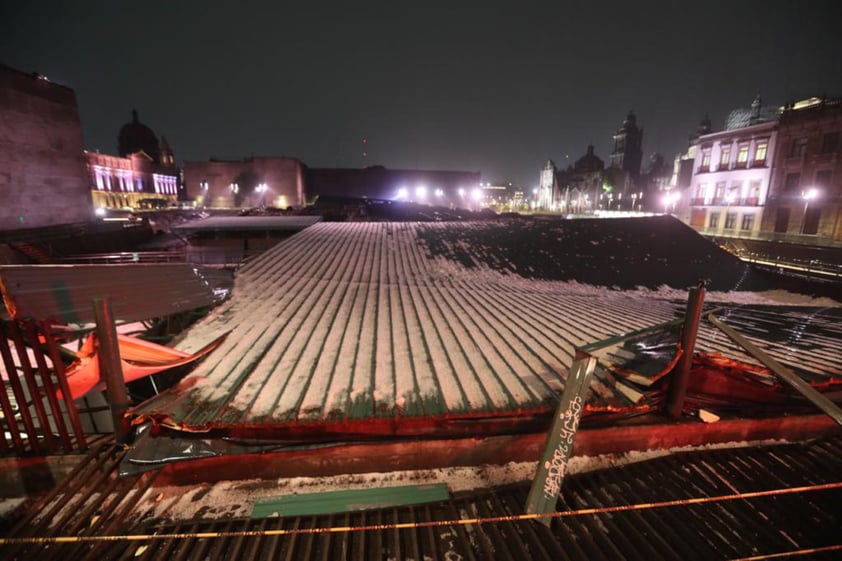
[131,222,842,432]
[5,436,841,560]
[172,215,321,234]
[0,264,230,325]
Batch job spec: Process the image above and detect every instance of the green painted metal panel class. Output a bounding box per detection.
[525,355,597,525]
[251,483,450,518]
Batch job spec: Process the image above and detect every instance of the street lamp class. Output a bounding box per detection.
[256,183,268,207]
[662,191,680,214]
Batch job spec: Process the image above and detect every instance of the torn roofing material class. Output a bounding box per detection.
[0,263,231,325]
[60,332,227,400]
[130,221,842,435]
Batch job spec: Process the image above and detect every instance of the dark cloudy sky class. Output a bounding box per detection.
[3,1,841,186]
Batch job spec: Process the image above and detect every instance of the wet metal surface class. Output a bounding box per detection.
[2,436,840,560]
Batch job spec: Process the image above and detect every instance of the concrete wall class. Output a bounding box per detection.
[0,65,93,230]
[184,157,305,209]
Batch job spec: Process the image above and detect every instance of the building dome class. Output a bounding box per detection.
[574,144,604,173]
[118,109,160,162]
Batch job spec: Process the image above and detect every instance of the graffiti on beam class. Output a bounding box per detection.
[542,394,583,499]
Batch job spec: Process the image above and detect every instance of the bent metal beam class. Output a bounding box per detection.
[707,313,842,426]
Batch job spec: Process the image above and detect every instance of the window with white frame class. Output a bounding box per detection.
[719,146,731,170]
[709,213,720,228]
[724,212,737,229]
[736,145,749,168]
[701,150,711,171]
[754,142,768,165]
[741,214,755,230]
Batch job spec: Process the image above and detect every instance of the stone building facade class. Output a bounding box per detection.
[86,111,179,210]
[552,145,606,213]
[87,150,179,210]
[609,111,643,178]
[0,65,93,229]
[760,97,842,244]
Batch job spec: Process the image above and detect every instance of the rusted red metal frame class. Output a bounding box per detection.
[7,320,57,451]
[0,319,88,455]
[39,320,88,451]
[151,413,842,487]
[0,335,24,453]
[0,321,41,454]
[22,321,73,451]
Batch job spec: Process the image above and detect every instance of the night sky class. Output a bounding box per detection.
[3,1,841,187]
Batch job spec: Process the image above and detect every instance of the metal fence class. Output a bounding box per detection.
[0,320,87,456]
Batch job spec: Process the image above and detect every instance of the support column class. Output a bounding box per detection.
[666,281,707,419]
[92,297,131,444]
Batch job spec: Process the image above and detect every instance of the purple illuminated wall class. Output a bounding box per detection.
[0,65,93,230]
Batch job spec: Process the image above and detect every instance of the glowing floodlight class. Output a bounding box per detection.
[416,186,427,199]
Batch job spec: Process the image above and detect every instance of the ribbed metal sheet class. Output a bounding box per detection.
[131,221,842,433]
[172,215,321,234]
[0,264,230,325]
[3,436,840,560]
[695,305,842,385]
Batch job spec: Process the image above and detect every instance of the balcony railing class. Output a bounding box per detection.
[690,197,761,207]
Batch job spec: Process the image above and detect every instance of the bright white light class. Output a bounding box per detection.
[396,187,408,199]
[435,188,443,197]
[416,186,427,199]
[471,188,482,201]
[802,188,818,201]
[458,188,465,197]
[662,191,680,205]
[95,207,106,217]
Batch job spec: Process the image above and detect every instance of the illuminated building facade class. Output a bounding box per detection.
[184,157,305,209]
[760,97,842,243]
[88,110,179,210]
[686,118,778,237]
[87,150,179,210]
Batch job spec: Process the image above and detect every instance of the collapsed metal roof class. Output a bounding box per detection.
[0,264,231,325]
[131,221,842,436]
